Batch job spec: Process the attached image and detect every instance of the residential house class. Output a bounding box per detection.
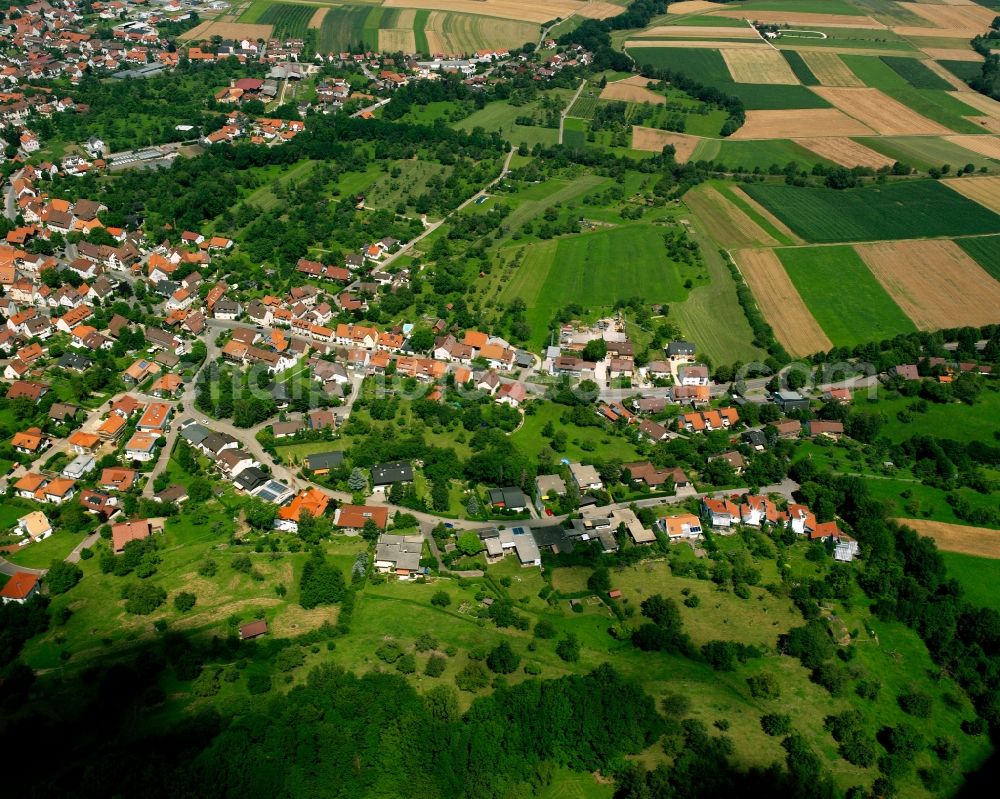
[41,478,77,504]
[770,419,801,439]
[677,364,710,386]
[569,462,603,491]
[374,533,423,578]
[1,572,40,604]
[807,420,845,439]
[773,390,809,413]
[124,432,158,462]
[658,513,702,541]
[535,474,566,510]
[488,486,529,512]
[62,453,96,480]
[68,430,100,454]
[111,518,154,553]
[101,468,138,492]
[371,460,414,492]
[239,619,268,640]
[334,504,389,532]
[12,426,48,454]
[711,450,746,474]
[477,526,541,567]
[17,511,52,542]
[137,402,171,433]
[305,451,344,475]
[274,488,330,532]
[701,497,739,529]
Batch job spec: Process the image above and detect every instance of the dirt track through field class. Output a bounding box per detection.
[812,87,951,135]
[907,3,996,35]
[801,51,864,87]
[722,48,799,84]
[685,186,778,247]
[383,0,580,24]
[631,127,700,161]
[624,39,767,49]
[795,137,895,168]
[943,175,1000,213]
[730,187,804,244]
[922,47,983,61]
[949,90,1000,119]
[638,25,759,38]
[309,7,328,28]
[713,9,886,29]
[731,108,875,139]
[731,248,832,356]
[601,79,664,104]
[944,135,1000,160]
[855,239,1000,330]
[180,20,273,41]
[895,518,1000,558]
[667,0,722,13]
[576,1,622,19]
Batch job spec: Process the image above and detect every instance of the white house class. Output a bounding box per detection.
[569,462,603,491]
[17,511,52,542]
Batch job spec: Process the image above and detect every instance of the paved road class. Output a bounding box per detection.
[66,532,100,564]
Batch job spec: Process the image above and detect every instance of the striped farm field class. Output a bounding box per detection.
[742,180,1000,243]
[956,235,1000,282]
[780,50,819,85]
[722,47,799,84]
[684,185,778,248]
[943,135,1000,161]
[854,239,1000,331]
[257,3,315,40]
[800,51,864,87]
[811,86,950,135]
[776,245,916,347]
[423,10,538,54]
[317,5,377,51]
[731,248,832,357]
[383,0,581,25]
[944,175,1000,215]
[794,137,895,168]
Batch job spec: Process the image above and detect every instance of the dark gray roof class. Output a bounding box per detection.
[57,352,91,370]
[306,451,344,470]
[371,460,413,486]
[201,431,238,454]
[179,422,210,446]
[234,466,268,491]
[667,340,695,356]
[488,486,528,508]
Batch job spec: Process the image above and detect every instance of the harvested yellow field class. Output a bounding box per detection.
[379,28,417,53]
[801,51,864,87]
[714,9,886,28]
[908,3,996,34]
[855,239,1000,331]
[685,186,778,248]
[949,89,1000,118]
[624,39,766,49]
[795,137,895,168]
[812,86,951,135]
[722,47,799,84]
[423,10,537,54]
[731,248,832,357]
[944,135,1000,160]
[383,0,581,25]
[180,20,273,41]
[308,7,327,29]
[636,25,759,38]
[631,127,700,161]
[395,9,418,28]
[730,187,803,244]
[575,1,623,20]
[601,78,664,104]
[922,47,984,61]
[667,0,723,12]
[968,116,1000,133]
[731,108,875,139]
[895,519,1000,559]
[944,175,1000,213]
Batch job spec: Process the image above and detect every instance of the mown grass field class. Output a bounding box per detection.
[880,57,952,91]
[776,245,916,346]
[781,50,819,85]
[511,403,644,463]
[956,235,1000,282]
[499,224,688,348]
[742,180,1000,243]
[859,385,1000,444]
[940,552,1000,613]
[694,138,836,170]
[858,135,999,173]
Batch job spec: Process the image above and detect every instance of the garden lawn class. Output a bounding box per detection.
[5,531,80,568]
[776,244,916,346]
[511,403,643,463]
[742,180,1000,242]
[859,386,1000,444]
[939,551,1000,612]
